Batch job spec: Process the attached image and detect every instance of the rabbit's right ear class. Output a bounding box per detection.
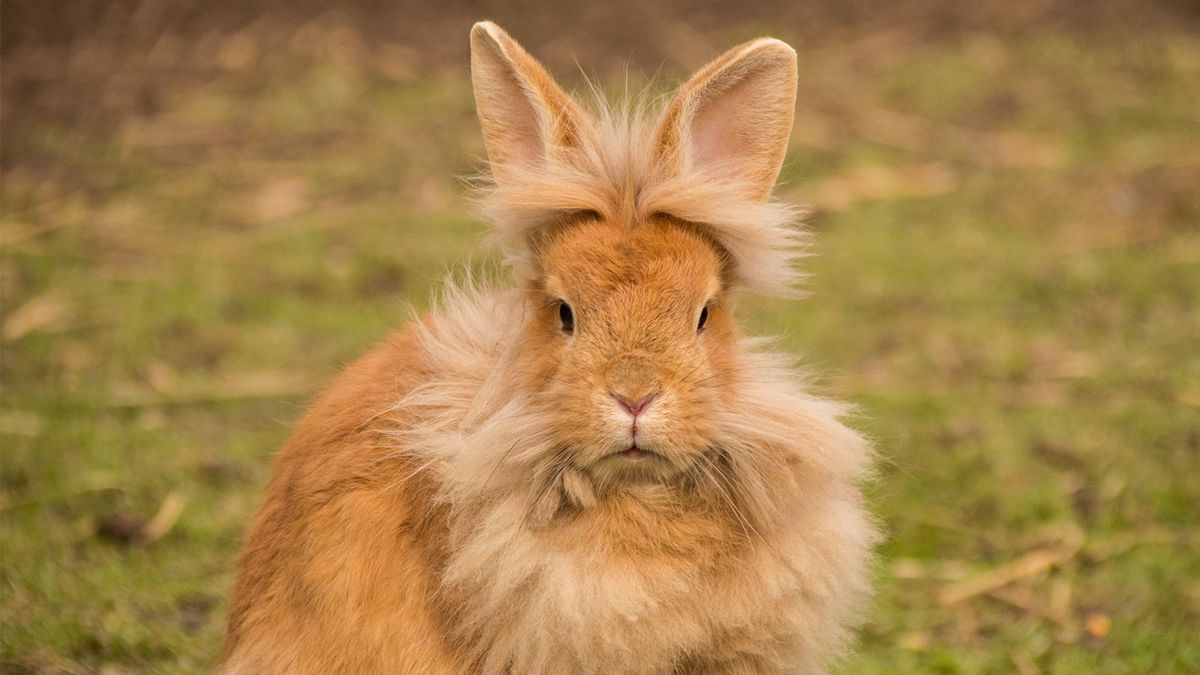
[470,22,589,179]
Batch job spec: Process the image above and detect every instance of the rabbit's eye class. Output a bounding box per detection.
[697,306,709,333]
[559,302,575,334]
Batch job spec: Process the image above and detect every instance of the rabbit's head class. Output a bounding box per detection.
[470,22,801,487]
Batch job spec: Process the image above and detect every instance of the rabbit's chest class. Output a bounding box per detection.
[444,497,777,674]
[494,546,722,672]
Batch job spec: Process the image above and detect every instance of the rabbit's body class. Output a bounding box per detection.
[223,22,877,675]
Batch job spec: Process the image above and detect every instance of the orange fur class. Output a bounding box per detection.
[222,21,878,674]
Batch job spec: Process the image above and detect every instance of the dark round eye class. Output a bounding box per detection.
[559,302,575,334]
[697,306,709,333]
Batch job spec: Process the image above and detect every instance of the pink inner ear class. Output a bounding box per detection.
[687,77,757,176]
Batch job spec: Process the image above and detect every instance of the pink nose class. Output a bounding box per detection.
[611,392,657,417]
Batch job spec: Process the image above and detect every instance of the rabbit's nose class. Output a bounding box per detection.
[604,355,660,417]
[610,392,658,417]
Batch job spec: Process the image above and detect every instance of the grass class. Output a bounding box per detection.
[3,15,1199,674]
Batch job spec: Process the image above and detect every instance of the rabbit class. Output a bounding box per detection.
[221,20,878,675]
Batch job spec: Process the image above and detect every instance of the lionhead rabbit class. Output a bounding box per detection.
[222,21,877,675]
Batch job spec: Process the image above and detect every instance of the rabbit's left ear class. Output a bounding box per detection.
[655,38,798,201]
[470,21,590,179]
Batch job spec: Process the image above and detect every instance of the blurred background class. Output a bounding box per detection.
[2,0,1199,672]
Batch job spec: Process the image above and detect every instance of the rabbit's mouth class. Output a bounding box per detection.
[619,445,652,460]
[592,443,691,484]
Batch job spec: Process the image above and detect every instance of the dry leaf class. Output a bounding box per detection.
[253,178,310,223]
[3,292,73,342]
[374,44,418,81]
[891,558,928,579]
[217,33,257,70]
[1030,338,1099,380]
[1085,612,1112,639]
[1179,382,1200,408]
[146,361,180,393]
[897,630,930,651]
[980,131,1066,169]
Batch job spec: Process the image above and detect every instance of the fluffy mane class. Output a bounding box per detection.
[476,97,808,297]
[375,282,878,673]
[223,270,879,672]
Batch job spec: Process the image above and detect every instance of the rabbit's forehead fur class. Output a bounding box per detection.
[536,217,722,321]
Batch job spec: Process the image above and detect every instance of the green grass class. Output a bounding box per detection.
[3,23,1199,674]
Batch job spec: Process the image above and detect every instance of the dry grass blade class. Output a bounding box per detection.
[0,409,45,437]
[96,492,188,545]
[0,485,124,513]
[804,161,958,211]
[105,371,318,407]
[140,492,189,544]
[0,221,66,248]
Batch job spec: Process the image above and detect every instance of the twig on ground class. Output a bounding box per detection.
[939,523,1084,605]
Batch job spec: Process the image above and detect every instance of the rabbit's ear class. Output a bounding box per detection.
[655,38,797,201]
[470,21,589,176]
